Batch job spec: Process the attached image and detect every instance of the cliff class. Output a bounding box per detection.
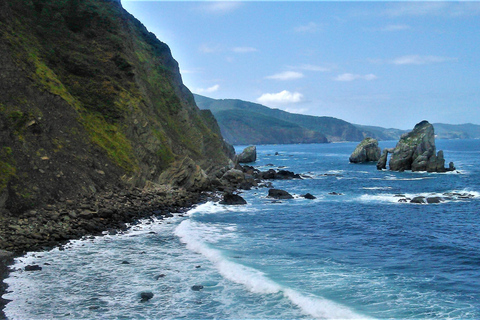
[0,0,233,215]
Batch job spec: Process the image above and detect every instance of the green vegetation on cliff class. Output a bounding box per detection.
[0,0,232,213]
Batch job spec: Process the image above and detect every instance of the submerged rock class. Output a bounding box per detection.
[349,138,381,163]
[191,285,204,291]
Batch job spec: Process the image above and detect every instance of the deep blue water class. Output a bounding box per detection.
[4,140,480,319]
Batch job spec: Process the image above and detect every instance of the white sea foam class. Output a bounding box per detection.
[357,190,478,204]
[174,220,370,319]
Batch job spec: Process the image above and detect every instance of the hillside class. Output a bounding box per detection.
[194,94,365,144]
[354,124,407,141]
[0,0,233,215]
[433,123,480,139]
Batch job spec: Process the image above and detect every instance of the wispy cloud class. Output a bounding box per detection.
[194,84,220,94]
[299,64,332,72]
[257,90,304,105]
[383,2,480,17]
[200,1,242,14]
[199,44,221,54]
[334,73,377,82]
[392,55,457,65]
[294,22,321,33]
[232,47,257,53]
[266,71,304,81]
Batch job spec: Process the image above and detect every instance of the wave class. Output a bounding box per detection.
[357,190,479,204]
[174,220,370,319]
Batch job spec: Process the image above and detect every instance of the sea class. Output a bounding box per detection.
[3,139,480,319]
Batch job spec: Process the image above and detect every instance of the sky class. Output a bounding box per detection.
[122,1,480,129]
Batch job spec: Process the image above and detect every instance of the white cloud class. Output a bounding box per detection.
[232,47,257,53]
[266,71,304,81]
[334,73,378,82]
[194,84,220,94]
[294,22,320,33]
[201,2,242,14]
[257,90,304,105]
[392,55,457,65]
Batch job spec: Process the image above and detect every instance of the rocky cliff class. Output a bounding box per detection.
[377,121,454,172]
[0,0,233,215]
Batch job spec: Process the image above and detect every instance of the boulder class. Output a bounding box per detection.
[302,193,316,200]
[237,146,257,163]
[24,265,42,271]
[410,196,426,204]
[219,192,247,205]
[349,138,381,163]
[267,189,293,199]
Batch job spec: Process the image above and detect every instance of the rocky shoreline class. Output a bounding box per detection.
[0,185,214,319]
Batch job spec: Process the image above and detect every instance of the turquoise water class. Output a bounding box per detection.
[4,140,480,319]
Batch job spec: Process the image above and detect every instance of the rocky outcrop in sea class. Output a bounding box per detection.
[377,120,455,172]
[349,138,381,163]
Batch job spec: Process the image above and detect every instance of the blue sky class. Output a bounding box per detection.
[122,1,480,129]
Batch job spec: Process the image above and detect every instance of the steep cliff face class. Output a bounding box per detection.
[0,0,232,214]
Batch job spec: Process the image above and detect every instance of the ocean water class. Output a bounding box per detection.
[4,140,480,319]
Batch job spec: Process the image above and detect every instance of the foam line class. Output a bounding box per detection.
[175,220,371,319]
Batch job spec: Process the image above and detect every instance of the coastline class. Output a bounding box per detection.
[0,185,214,319]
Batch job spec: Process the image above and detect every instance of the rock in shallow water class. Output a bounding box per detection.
[191,285,204,291]
[219,192,247,205]
[140,292,154,302]
[24,265,42,271]
[267,189,294,199]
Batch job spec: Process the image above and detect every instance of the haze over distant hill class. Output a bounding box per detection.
[194,94,366,144]
[195,94,480,145]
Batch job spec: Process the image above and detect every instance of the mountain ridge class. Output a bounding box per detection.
[195,94,480,144]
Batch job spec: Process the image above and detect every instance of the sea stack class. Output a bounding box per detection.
[377,120,455,172]
[349,138,381,163]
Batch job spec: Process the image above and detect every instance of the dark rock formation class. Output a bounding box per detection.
[24,265,42,271]
[377,148,395,170]
[191,285,204,291]
[302,193,316,200]
[267,189,294,200]
[140,292,154,302]
[237,146,257,163]
[377,121,454,172]
[219,192,247,205]
[349,138,381,163]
